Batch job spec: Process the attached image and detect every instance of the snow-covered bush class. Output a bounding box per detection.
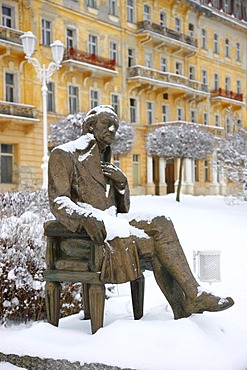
[0,190,83,324]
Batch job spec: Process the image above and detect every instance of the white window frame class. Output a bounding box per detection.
[202,69,208,85]
[109,0,117,16]
[146,101,154,125]
[127,0,134,23]
[177,107,184,121]
[190,110,197,123]
[225,77,231,92]
[2,4,15,28]
[68,85,79,114]
[90,89,100,109]
[175,62,182,75]
[111,93,120,116]
[88,0,97,8]
[47,82,55,112]
[130,97,137,123]
[66,28,76,49]
[236,42,241,62]
[5,72,18,103]
[225,38,230,58]
[145,52,152,68]
[88,34,98,55]
[143,4,151,21]
[175,17,181,32]
[0,144,13,184]
[204,160,209,182]
[128,48,135,67]
[162,104,169,122]
[213,33,219,54]
[215,113,220,127]
[42,19,52,46]
[202,28,207,49]
[160,57,167,72]
[214,73,219,90]
[236,80,241,95]
[110,41,118,64]
[203,112,209,125]
[189,65,196,80]
[160,11,167,26]
[133,154,140,186]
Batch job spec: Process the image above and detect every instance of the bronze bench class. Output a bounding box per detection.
[44,220,146,334]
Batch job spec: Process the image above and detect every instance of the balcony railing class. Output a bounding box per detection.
[211,88,243,102]
[138,20,198,48]
[0,25,23,46]
[63,47,116,71]
[0,101,36,118]
[128,66,208,94]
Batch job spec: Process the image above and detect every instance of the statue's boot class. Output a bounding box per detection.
[183,292,234,314]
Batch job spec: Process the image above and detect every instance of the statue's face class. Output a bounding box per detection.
[92,113,119,150]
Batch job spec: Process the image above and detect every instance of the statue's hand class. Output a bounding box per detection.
[101,162,127,190]
[83,216,106,246]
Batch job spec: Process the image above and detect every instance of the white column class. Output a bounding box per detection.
[147,155,153,185]
[184,158,194,194]
[159,157,167,195]
[210,150,220,195]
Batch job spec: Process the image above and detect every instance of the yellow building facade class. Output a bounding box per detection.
[0,0,246,195]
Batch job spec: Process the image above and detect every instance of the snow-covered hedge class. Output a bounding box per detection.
[0,190,83,324]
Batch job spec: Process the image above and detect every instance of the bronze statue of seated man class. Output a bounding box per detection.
[48,105,234,320]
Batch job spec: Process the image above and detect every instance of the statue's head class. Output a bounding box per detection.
[82,105,119,151]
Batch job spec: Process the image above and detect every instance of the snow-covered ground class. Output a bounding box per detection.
[0,194,247,370]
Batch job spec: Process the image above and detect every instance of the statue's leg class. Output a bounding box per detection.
[151,255,190,319]
[131,217,234,315]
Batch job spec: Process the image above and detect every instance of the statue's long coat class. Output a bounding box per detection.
[48,134,141,283]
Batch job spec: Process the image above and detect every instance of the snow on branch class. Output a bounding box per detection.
[146,122,215,160]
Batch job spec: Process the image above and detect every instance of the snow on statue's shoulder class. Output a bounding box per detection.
[54,133,95,153]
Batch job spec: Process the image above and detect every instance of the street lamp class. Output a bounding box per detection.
[20,31,64,189]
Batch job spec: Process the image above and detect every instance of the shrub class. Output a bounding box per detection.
[0,190,83,325]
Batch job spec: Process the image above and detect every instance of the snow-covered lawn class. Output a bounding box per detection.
[1,194,247,370]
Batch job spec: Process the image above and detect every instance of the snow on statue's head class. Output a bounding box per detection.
[82,105,119,134]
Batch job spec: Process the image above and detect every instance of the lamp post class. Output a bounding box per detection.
[20,31,64,189]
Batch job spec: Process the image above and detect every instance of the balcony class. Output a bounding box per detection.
[211,88,245,108]
[127,66,209,98]
[0,101,39,131]
[137,21,198,54]
[62,47,118,78]
[0,26,24,53]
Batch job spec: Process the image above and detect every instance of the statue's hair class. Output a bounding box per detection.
[82,105,119,133]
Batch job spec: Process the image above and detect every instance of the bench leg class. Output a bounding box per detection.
[45,281,61,326]
[89,284,105,334]
[82,283,91,320]
[130,274,145,320]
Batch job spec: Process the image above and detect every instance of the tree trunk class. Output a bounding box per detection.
[176,157,184,202]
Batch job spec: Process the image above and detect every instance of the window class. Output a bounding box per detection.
[223,0,231,13]
[109,0,117,16]
[111,94,120,115]
[90,89,100,109]
[160,11,167,26]
[143,4,151,21]
[201,29,207,50]
[133,154,140,186]
[225,77,231,92]
[88,0,97,8]
[215,114,220,127]
[175,62,182,75]
[175,17,181,32]
[2,5,14,28]
[42,19,51,46]
[68,85,79,114]
[0,144,13,183]
[127,0,134,23]
[204,160,209,182]
[194,160,199,182]
[146,101,153,124]
[177,107,184,121]
[145,52,152,68]
[113,154,120,168]
[47,82,55,112]
[214,73,219,90]
[66,28,75,49]
[236,80,241,95]
[130,98,137,123]
[213,33,219,54]
[162,105,169,122]
[89,34,97,55]
[189,66,196,80]
[5,72,16,102]
[110,41,118,63]
[128,48,135,67]
[225,38,230,58]
[202,70,208,85]
[203,112,209,126]
[190,110,197,123]
[226,115,231,133]
[236,42,241,62]
[188,23,194,37]
[160,57,167,72]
